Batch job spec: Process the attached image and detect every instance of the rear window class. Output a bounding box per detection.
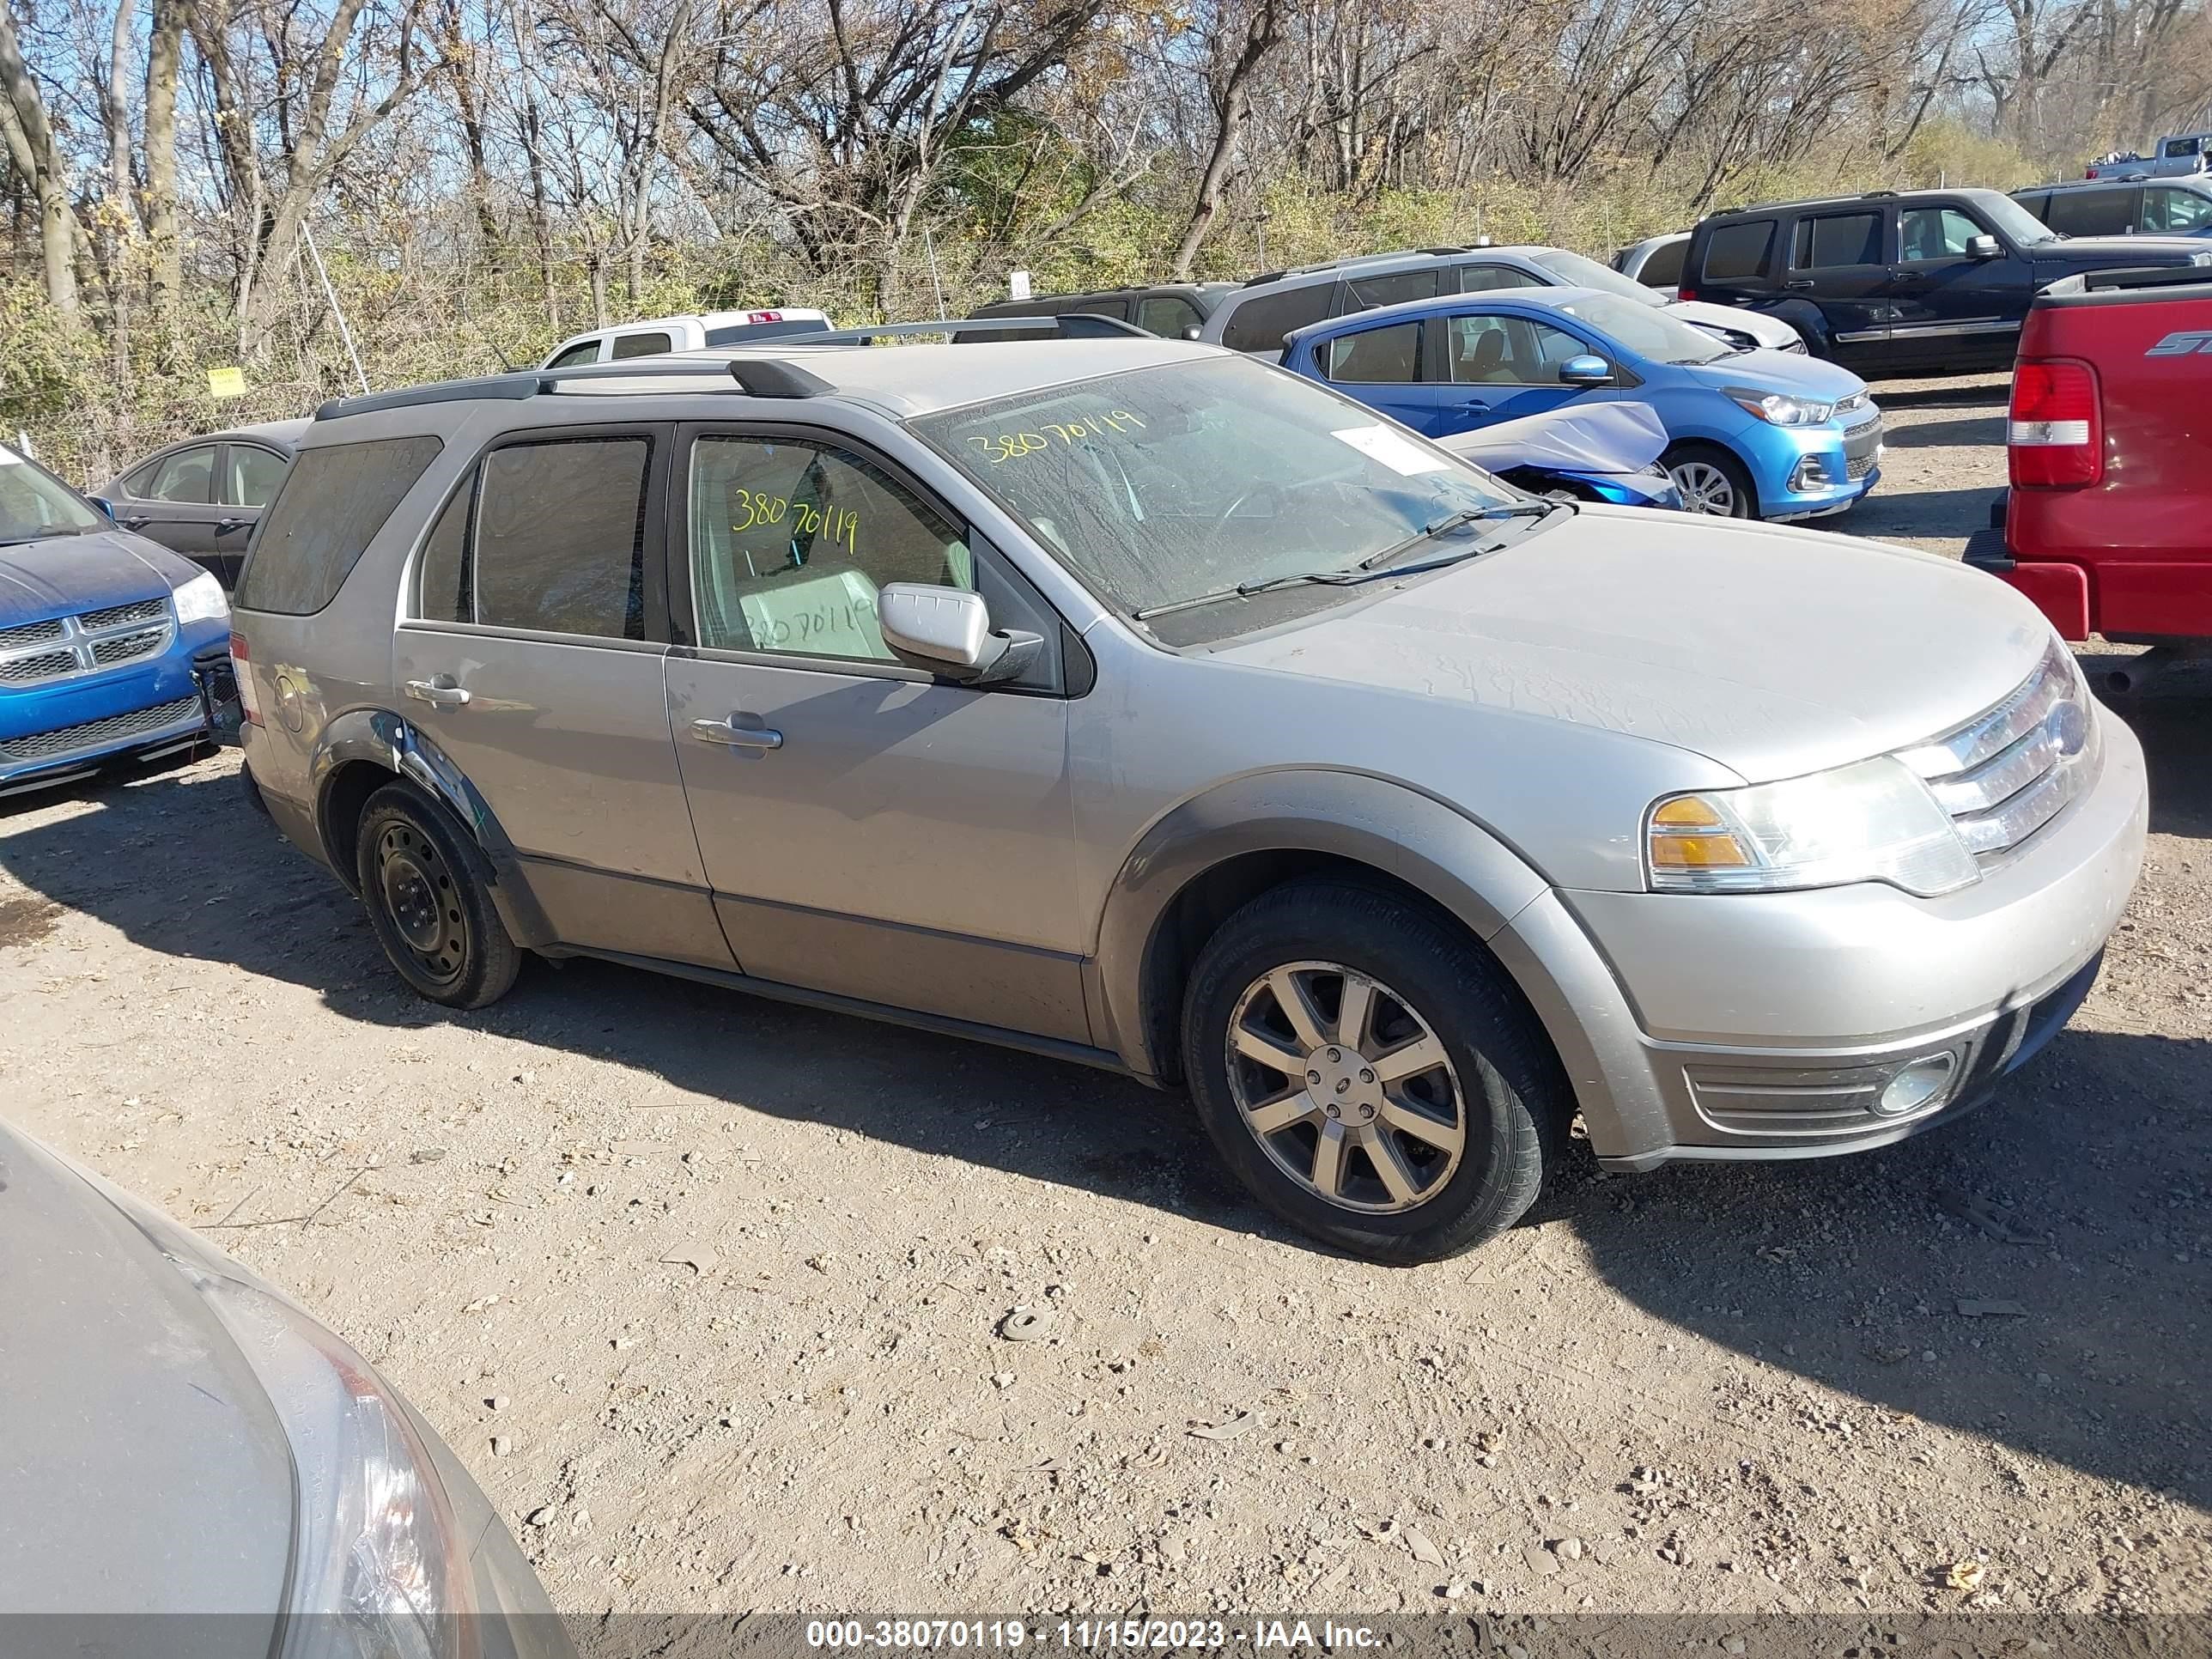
[1218,280,1336,352]
[1637,240,1686,287]
[1699,221,1775,281]
[235,435,441,616]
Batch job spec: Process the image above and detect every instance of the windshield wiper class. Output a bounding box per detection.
[1134,501,1571,621]
[1356,501,1553,572]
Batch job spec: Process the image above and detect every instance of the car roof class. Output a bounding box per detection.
[2033,174,2209,193]
[1701,186,2005,222]
[306,337,1212,435]
[216,416,312,448]
[976,282,1232,309]
[1285,284,1610,339]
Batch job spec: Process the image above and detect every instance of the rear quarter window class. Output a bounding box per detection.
[1699,221,1776,282]
[1218,280,1338,352]
[234,434,442,616]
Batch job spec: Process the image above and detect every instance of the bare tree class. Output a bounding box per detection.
[0,0,78,313]
[1171,0,1286,278]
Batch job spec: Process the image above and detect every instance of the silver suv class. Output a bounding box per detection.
[231,338,2147,1262]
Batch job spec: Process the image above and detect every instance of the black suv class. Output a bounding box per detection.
[2013,175,2212,239]
[1680,186,2212,375]
[965,282,1237,340]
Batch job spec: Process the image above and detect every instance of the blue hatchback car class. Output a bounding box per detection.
[0,445,231,795]
[1282,286,1882,520]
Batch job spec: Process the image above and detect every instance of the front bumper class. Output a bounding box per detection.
[0,633,228,795]
[1757,412,1883,520]
[1492,705,2148,1170]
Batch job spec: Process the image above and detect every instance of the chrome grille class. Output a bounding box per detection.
[0,596,174,689]
[0,695,202,763]
[1896,644,2098,860]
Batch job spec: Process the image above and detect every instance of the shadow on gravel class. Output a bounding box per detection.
[3,706,2209,1512]
[1868,381,2011,410]
[1878,412,2007,450]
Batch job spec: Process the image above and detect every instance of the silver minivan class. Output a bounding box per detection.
[229,339,2146,1262]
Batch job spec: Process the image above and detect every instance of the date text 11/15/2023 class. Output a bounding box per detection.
[802,1619,1386,1650]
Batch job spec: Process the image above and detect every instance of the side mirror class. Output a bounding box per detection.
[88,495,116,520]
[878,584,1042,686]
[1966,234,2002,260]
[1559,354,1613,387]
[1181,325,1201,341]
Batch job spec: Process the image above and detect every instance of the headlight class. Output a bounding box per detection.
[103,1187,477,1657]
[1724,386,1835,426]
[172,569,229,626]
[1646,756,1978,896]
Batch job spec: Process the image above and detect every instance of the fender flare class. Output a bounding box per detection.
[1759,298,1838,356]
[1091,770,1552,1082]
[307,708,558,950]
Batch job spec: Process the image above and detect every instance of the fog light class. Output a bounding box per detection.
[1875,1053,1957,1117]
[1790,455,1832,490]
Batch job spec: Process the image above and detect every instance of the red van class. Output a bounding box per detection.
[1972,267,2212,690]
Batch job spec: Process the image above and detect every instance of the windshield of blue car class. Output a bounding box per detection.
[1973,191,2065,246]
[0,449,104,542]
[911,354,1522,622]
[1548,292,1732,365]
[1528,248,1669,308]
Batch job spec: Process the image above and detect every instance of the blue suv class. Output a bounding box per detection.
[1282,286,1881,520]
[0,447,231,794]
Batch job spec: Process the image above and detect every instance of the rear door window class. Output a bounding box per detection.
[471,436,651,638]
[1135,295,1202,337]
[146,445,216,503]
[1337,268,1438,313]
[1218,280,1337,352]
[2041,189,2134,236]
[2013,191,2052,224]
[1065,297,1131,319]
[1792,211,1885,268]
[1458,264,1540,293]
[610,331,674,360]
[1322,321,1421,382]
[236,435,442,615]
[1699,221,1775,281]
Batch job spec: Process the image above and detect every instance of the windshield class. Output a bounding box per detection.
[1976,192,2063,246]
[0,447,103,541]
[908,356,1520,621]
[1529,247,1666,307]
[1548,292,1730,363]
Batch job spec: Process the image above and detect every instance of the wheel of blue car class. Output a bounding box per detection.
[1182,878,1571,1263]
[1663,443,1756,518]
[356,782,521,1010]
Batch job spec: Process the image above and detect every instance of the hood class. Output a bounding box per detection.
[2038,234,2208,267]
[1678,346,1866,404]
[0,530,192,627]
[1440,401,1668,474]
[0,1123,292,1628]
[1668,298,1801,349]
[1212,508,2054,782]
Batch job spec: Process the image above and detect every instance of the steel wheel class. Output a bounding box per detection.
[1668,458,1740,515]
[1223,960,1466,1214]
[374,820,469,988]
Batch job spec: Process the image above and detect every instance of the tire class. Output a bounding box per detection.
[355,781,521,1010]
[1181,878,1569,1264]
[1663,442,1757,519]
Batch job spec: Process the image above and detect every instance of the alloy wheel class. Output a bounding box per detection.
[1223,961,1466,1214]
[1668,459,1738,515]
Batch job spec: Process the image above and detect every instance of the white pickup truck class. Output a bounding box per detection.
[538,307,830,368]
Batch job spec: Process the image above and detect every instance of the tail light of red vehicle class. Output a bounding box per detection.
[1677,286,1698,302]
[2008,358,2103,488]
[229,629,262,726]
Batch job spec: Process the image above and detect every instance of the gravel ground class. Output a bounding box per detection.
[3,376,2208,1625]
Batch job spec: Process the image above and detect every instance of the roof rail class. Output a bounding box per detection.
[313,357,834,422]
[811,313,1149,343]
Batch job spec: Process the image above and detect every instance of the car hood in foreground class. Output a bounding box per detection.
[0,1122,291,1627]
[1213,508,2054,783]
[1668,298,1800,348]
[0,530,191,627]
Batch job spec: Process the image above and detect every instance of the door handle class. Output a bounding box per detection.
[404,676,471,708]
[690,716,782,750]
[1785,279,1814,290]
[118,514,150,530]
[214,518,246,535]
